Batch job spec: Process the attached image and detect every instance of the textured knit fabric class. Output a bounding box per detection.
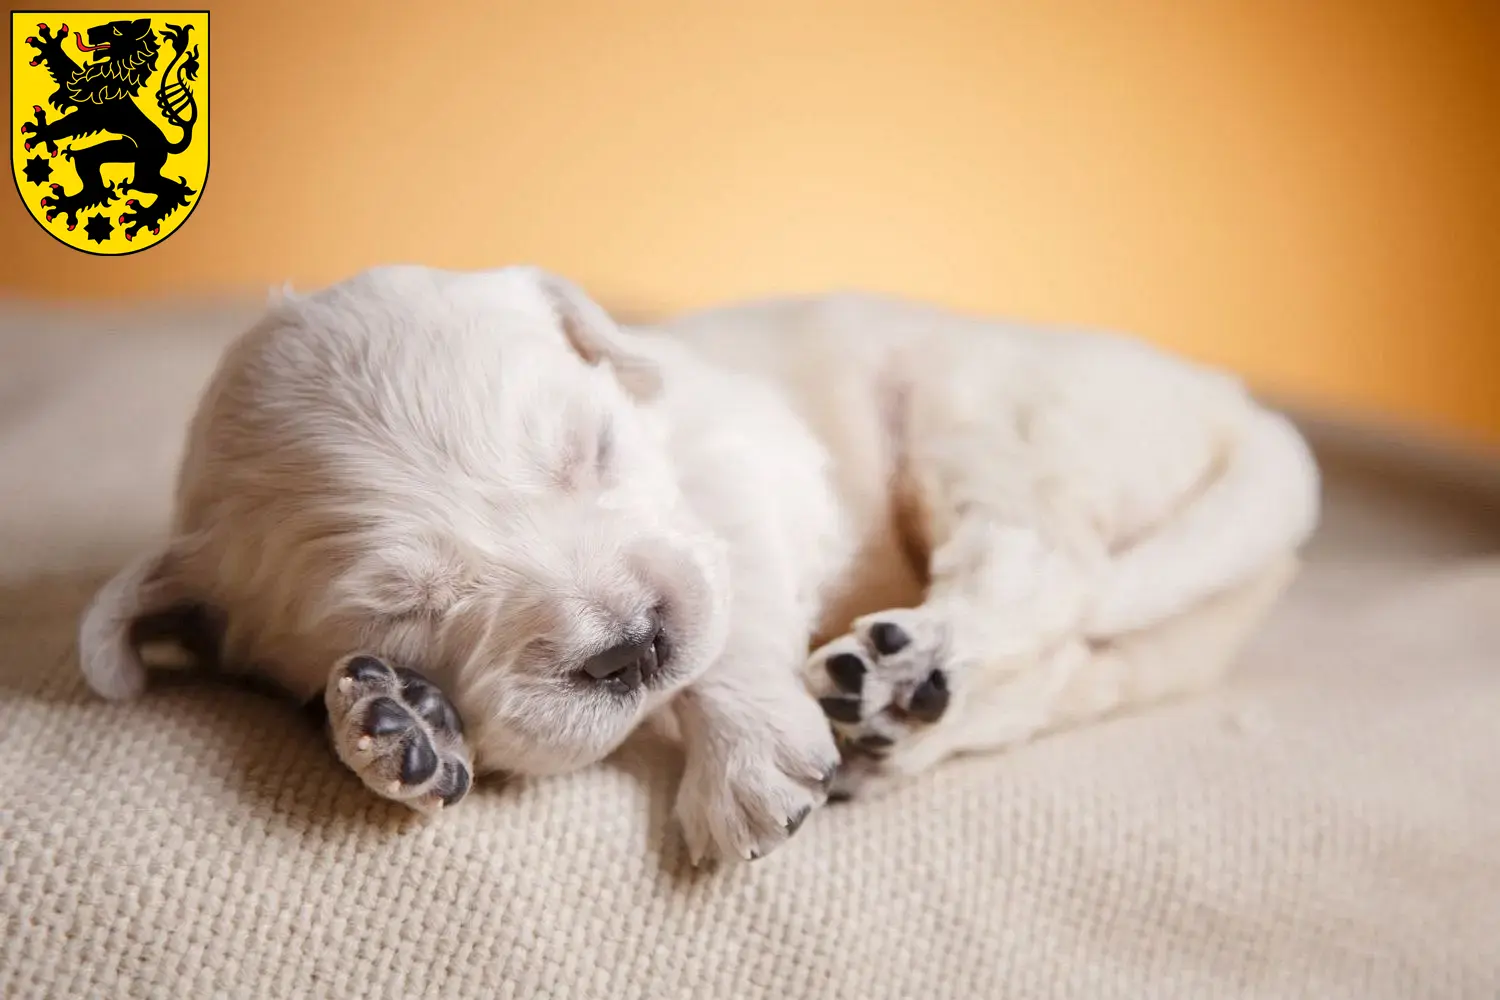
[2,306,1498,1000]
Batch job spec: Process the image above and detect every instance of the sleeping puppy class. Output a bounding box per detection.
[78,266,1320,864]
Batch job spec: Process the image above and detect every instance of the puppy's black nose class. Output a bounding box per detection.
[582,616,664,693]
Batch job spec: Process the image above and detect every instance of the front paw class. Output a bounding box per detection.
[324,654,474,812]
[674,700,840,865]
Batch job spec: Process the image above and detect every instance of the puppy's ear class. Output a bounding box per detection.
[78,542,194,700]
[536,272,662,401]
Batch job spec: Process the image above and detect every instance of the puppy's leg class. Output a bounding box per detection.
[803,371,1302,798]
[804,391,1109,797]
[672,627,842,865]
[810,554,1298,799]
[1047,553,1298,728]
[323,654,475,812]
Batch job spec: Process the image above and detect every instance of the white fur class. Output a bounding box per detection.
[78,266,1320,864]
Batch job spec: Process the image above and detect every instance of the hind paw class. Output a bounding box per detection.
[802,609,955,798]
[324,654,473,812]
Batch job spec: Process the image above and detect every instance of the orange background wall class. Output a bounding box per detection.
[3,1,1497,445]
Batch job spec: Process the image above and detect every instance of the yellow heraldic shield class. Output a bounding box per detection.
[11,11,208,254]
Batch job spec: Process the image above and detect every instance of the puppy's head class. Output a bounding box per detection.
[170,265,730,777]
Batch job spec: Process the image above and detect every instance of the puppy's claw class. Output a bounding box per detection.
[785,804,813,837]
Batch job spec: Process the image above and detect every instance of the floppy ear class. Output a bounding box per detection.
[535,272,662,401]
[78,541,195,700]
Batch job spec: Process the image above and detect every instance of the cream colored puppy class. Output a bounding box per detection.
[78,265,1320,864]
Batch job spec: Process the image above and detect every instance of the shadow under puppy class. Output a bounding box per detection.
[78,266,1320,864]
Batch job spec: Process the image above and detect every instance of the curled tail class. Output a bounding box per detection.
[78,544,219,700]
[1084,409,1321,638]
[155,24,200,155]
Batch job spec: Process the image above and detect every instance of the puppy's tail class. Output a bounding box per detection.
[78,545,210,700]
[1083,409,1321,638]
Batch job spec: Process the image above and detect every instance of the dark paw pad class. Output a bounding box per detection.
[868,621,911,656]
[905,669,949,723]
[818,696,863,724]
[344,655,393,684]
[395,666,463,734]
[824,652,866,694]
[401,734,439,785]
[365,696,411,736]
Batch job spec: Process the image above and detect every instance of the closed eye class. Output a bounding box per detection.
[551,418,615,492]
[595,419,614,478]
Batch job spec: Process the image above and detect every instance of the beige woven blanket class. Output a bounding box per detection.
[2,305,1496,999]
